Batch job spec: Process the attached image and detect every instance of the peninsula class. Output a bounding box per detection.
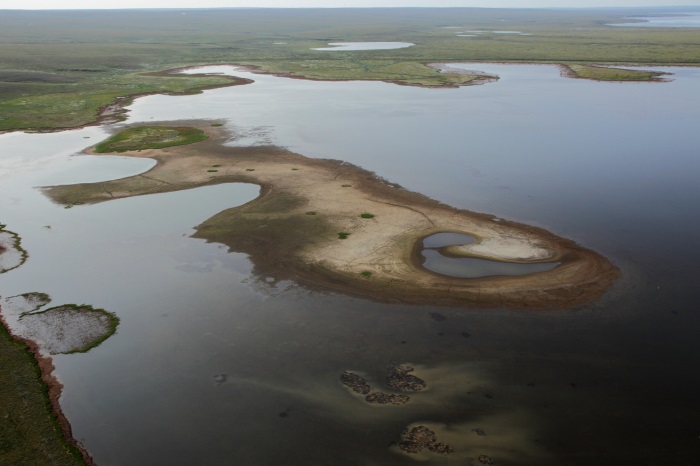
[45,122,620,309]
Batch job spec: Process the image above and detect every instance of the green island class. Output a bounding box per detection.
[0,6,698,465]
[93,126,207,153]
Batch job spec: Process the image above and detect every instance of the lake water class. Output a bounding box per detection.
[611,12,700,27]
[1,63,700,465]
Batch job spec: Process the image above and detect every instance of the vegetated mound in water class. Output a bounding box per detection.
[93,125,207,153]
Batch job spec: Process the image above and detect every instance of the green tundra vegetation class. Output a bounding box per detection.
[0,8,698,131]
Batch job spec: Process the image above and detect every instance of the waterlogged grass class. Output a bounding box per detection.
[93,126,207,153]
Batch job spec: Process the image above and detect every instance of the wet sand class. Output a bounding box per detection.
[45,121,619,309]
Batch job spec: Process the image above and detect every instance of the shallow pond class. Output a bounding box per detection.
[1,63,700,465]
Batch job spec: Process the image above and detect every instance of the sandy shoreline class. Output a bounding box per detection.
[45,121,619,309]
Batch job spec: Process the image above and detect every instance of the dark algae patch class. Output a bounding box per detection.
[339,363,428,407]
[399,425,453,455]
[93,126,207,153]
[386,364,427,392]
[339,371,370,395]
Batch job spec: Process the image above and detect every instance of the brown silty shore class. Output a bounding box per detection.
[43,121,620,309]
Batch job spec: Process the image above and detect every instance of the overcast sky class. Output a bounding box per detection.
[3,1,700,9]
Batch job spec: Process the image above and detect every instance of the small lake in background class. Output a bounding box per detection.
[312,41,415,51]
[1,63,699,465]
[610,12,700,27]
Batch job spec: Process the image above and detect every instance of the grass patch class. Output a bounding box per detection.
[211,123,224,127]
[341,184,352,188]
[305,211,317,215]
[361,271,373,278]
[93,125,207,153]
[360,213,375,219]
[207,169,218,173]
[211,164,221,167]
[291,168,300,171]
[338,232,350,239]
[246,168,255,171]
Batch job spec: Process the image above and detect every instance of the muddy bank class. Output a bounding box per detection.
[44,121,619,309]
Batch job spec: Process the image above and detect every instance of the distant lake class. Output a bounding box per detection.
[611,12,700,27]
[312,41,414,51]
[1,63,699,465]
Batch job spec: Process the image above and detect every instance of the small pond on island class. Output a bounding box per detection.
[1,63,699,465]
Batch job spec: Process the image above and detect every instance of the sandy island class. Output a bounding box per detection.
[44,121,620,309]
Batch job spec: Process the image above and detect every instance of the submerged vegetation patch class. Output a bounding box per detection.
[0,224,28,274]
[19,304,120,355]
[3,293,120,356]
[93,125,207,153]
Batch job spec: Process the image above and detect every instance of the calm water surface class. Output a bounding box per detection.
[1,64,700,465]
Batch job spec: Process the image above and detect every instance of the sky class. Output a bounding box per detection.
[3,1,700,10]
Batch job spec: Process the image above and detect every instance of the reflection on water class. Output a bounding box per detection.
[1,63,700,465]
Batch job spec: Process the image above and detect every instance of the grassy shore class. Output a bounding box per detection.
[0,8,698,131]
[0,321,85,465]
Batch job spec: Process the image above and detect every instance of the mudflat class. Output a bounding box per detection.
[45,121,619,309]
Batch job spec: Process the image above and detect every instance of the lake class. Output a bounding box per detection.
[611,12,700,28]
[1,63,699,465]
[312,41,415,51]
